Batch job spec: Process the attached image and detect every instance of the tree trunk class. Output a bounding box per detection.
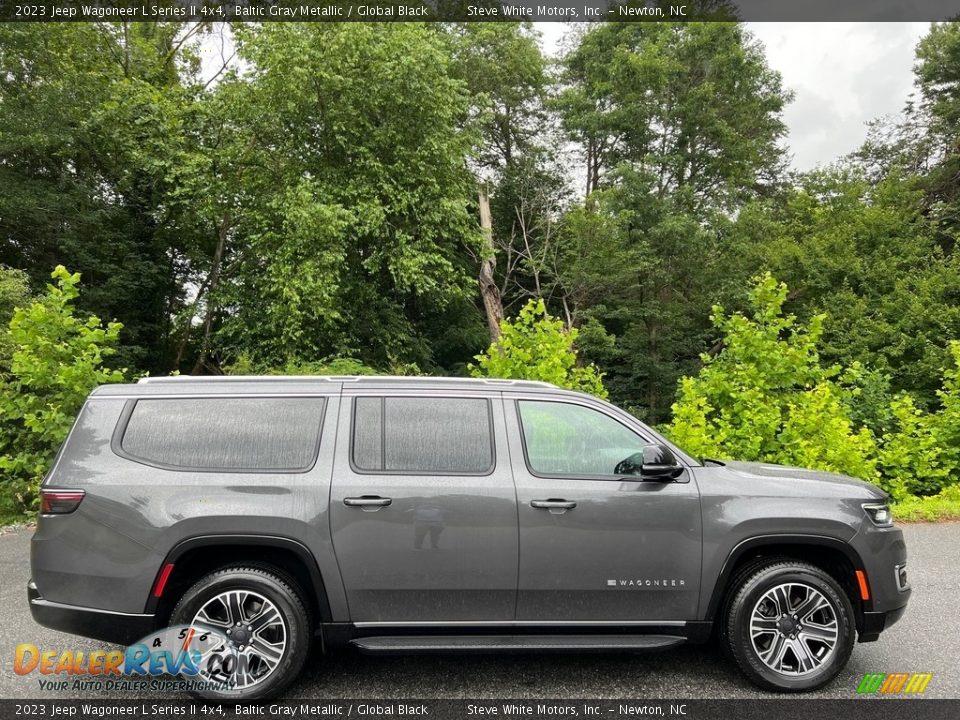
[192,211,230,374]
[478,186,504,342]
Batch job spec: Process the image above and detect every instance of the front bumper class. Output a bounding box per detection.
[852,522,911,642]
[28,580,155,646]
[859,604,908,643]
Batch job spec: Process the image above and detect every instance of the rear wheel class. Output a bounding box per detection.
[722,560,856,692]
[170,565,310,700]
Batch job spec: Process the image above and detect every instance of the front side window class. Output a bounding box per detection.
[518,400,649,477]
[120,397,326,471]
[352,397,493,474]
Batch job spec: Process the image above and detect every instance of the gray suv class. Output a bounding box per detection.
[29,376,910,698]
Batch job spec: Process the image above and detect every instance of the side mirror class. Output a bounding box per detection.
[615,444,684,481]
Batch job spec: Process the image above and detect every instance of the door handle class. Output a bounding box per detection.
[531,499,577,511]
[344,495,393,510]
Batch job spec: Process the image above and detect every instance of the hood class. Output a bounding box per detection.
[721,460,887,500]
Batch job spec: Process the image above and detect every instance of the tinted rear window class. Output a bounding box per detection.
[352,397,493,474]
[120,397,326,471]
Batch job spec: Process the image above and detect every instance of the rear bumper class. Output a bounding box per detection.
[28,580,155,646]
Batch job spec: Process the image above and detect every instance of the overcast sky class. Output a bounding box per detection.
[537,22,930,171]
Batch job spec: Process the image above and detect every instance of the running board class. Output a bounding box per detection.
[351,634,686,654]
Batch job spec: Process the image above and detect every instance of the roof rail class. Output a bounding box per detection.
[137,375,558,389]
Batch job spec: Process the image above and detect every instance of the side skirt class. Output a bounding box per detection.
[317,621,713,652]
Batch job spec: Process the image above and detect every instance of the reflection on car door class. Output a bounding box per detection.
[329,393,519,622]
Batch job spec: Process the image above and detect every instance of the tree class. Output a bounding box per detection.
[554,22,791,421]
[449,22,548,171]
[448,23,563,339]
[0,267,125,517]
[730,168,960,412]
[209,23,486,372]
[0,23,212,373]
[914,21,960,250]
[667,274,878,482]
[471,298,607,398]
[557,22,789,206]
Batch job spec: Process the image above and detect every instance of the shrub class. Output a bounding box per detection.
[0,266,124,517]
[878,342,960,498]
[667,274,878,482]
[0,266,33,374]
[470,299,607,398]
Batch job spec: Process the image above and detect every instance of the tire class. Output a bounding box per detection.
[170,565,311,700]
[721,559,856,692]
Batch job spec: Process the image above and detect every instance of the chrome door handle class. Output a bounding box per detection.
[344,496,393,509]
[531,499,577,510]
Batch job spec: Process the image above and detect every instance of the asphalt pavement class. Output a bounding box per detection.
[1,522,957,700]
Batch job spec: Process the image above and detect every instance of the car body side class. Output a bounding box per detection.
[29,378,910,648]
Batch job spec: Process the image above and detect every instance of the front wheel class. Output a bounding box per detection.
[169,565,311,700]
[722,560,856,692]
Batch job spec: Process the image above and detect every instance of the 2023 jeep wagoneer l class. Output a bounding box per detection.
[30,376,910,698]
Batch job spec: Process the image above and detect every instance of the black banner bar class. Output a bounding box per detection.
[0,0,958,23]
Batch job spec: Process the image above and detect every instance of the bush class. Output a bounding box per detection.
[470,299,608,398]
[667,274,878,482]
[878,342,960,498]
[0,266,124,518]
[0,266,33,374]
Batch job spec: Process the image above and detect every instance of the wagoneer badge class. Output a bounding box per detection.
[608,579,686,587]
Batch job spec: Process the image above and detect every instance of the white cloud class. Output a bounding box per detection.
[739,22,927,170]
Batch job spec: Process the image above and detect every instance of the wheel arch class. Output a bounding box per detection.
[705,534,871,625]
[146,534,333,631]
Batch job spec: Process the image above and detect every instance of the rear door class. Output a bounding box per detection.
[505,394,702,622]
[329,391,519,622]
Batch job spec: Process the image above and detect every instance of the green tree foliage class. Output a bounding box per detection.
[0,267,33,373]
[878,343,960,499]
[668,273,960,501]
[914,21,960,246]
[0,23,209,373]
[668,274,879,481]
[0,267,124,518]
[731,169,960,411]
[449,22,548,170]
[471,299,607,397]
[213,23,485,371]
[554,22,790,421]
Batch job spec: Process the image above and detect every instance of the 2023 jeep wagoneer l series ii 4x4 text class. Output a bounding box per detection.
[29,376,910,698]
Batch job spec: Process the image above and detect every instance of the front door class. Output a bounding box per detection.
[330,393,518,622]
[505,396,702,622]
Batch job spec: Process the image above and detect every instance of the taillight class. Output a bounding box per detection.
[40,489,85,514]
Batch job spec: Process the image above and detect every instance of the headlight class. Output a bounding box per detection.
[863,502,893,527]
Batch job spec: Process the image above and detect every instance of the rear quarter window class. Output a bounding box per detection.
[351,396,494,474]
[117,397,326,472]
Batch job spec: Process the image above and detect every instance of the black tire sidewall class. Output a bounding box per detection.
[727,564,856,692]
[170,568,310,700]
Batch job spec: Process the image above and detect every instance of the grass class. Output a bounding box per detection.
[893,485,960,523]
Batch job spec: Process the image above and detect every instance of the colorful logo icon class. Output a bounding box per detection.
[857,673,933,694]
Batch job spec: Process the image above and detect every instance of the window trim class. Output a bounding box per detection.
[111,396,327,474]
[349,395,496,477]
[514,397,688,483]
